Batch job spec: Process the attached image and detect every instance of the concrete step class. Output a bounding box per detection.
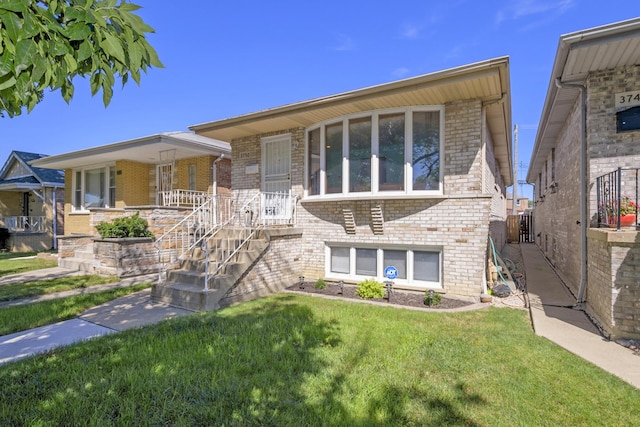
[59,257,93,273]
[74,250,94,261]
[151,282,226,311]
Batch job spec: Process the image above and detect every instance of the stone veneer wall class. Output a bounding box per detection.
[586,229,640,340]
[93,238,158,277]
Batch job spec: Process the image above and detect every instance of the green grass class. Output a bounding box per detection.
[0,252,57,277]
[0,283,151,336]
[0,294,638,425]
[0,275,119,302]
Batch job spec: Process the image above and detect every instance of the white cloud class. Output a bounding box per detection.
[495,0,574,30]
[400,24,421,39]
[391,67,411,78]
[333,34,356,51]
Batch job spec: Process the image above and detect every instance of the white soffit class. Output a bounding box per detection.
[527,18,640,182]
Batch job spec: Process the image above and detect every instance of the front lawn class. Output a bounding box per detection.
[0,294,637,425]
[0,283,151,336]
[0,275,119,302]
[0,252,57,277]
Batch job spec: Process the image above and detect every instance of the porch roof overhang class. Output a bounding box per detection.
[29,132,231,170]
[190,57,513,186]
[527,17,640,183]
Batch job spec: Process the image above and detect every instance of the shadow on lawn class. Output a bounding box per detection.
[0,295,483,425]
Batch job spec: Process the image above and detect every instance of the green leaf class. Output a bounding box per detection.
[101,31,126,64]
[0,0,27,13]
[61,78,74,103]
[65,22,92,40]
[20,11,39,39]
[14,39,38,74]
[0,53,12,77]
[127,42,142,71]
[64,53,77,74]
[31,54,47,83]
[101,77,113,106]
[76,40,92,62]
[0,10,22,41]
[0,74,16,91]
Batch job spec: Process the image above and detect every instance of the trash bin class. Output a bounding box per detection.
[0,227,9,251]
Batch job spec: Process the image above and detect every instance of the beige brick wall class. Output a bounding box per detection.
[586,229,640,340]
[227,102,503,298]
[115,160,152,207]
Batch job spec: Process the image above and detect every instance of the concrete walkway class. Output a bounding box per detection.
[0,268,193,365]
[520,243,640,389]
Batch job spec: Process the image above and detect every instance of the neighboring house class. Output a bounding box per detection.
[506,196,530,215]
[526,18,640,340]
[186,56,512,304]
[30,132,231,273]
[0,151,64,251]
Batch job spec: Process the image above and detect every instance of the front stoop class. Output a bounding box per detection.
[151,237,268,311]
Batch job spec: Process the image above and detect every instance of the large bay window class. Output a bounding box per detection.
[306,106,443,197]
[326,245,442,289]
[72,166,116,211]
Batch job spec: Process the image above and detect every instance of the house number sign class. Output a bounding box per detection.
[615,90,640,108]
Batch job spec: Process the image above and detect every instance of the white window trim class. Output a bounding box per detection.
[305,105,445,200]
[324,243,443,291]
[71,164,116,212]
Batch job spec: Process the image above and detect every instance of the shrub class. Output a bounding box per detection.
[423,290,442,306]
[356,278,385,299]
[95,213,154,239]
[314,278,327,289]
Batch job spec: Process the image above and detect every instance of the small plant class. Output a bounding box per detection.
[356,278,385,299]
[95,213,154,239]
[314,278,327,289]
[424,290,442,306]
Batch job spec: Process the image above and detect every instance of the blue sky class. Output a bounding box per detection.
[2,1,639,199]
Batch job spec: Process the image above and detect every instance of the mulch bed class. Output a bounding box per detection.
[286,282,474,310]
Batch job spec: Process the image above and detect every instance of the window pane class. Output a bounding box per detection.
[412,111,440,191]
[84,168,105,208]
[356,248,377,276]
[379,113,405,191]
[349,117,371,192]
[383,250,406,279]
[308,128,321,195]
[188,164,197,191]
[75,171,82,209]
[331,247,350,274]
[109,166,116,208]
[414,251,440,282]
[325,123,343,194]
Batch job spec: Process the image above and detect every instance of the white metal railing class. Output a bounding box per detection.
[202,191,298,290]
[160,189,211,209]
[155,195,234,282]
[0,216,46,233]
[156,191,298,285]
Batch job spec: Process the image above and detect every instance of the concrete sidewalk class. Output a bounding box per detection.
[520,243,640,389]
[0,270,193,365]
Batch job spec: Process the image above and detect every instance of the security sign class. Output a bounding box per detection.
[384,266,398,280]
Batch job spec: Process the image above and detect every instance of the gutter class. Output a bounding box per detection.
[554,78,588,307]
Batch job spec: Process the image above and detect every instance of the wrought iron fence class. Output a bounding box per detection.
[596,167,639,230]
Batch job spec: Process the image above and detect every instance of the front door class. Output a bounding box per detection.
[262,135,291,220]
[156,163,173,205]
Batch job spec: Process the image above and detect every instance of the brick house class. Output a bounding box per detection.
[186,57,513,302]
[0,151,64,251]
[30,132,231,274]
[526,18,640,339]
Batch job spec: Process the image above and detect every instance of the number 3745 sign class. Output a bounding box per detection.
[615,90,640,108]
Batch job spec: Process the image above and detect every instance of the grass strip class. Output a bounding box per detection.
[0,283,151,336]
[0,275,119,302]
[0,254,57,277]
[0,294,637,425]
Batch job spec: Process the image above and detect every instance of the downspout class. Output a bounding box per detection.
[555,78,587,307]
[52,187,57,250]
